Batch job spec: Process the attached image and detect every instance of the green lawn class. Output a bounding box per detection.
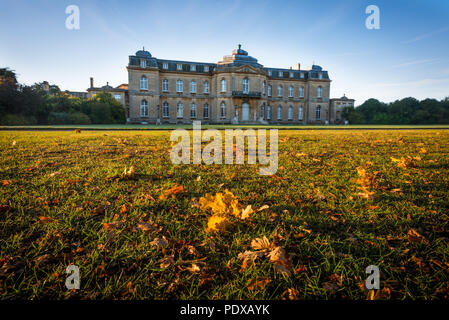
[0,129,448,299]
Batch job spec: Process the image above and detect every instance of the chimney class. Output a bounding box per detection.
[288,66,292,70]
[296,63,301,70]
[90,77,94,88]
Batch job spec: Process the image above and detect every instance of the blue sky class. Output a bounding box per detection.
[1,0,448,105]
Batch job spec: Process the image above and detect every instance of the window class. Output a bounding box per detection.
[220,102,226,118]
[267,106,271,120]
[220,79,227,92]
[190,80,197,93]
[289,72,294,78]
[278,71,283,77]
[267,85,272,97]
[176,80,183,92]
[162,102,169,118]
[203,81,209,94]
[299,86,304,98]
[288,106,293,120]
[204,65,209,72]
[190,65,196,72]
[298,106,303,120]
[288,85,294,97]
[316,105,321,120]
[277,106,282,120]
[140,76,148,90]
[177,64,182,71]
[277,84,283,97]
[268,70,272,76]
[113,94,121,100]
[140,100,148,117]
[317,86,322,98]
[163,63,168,69]
[261,105,265,120]
[300,72,304,79]
[176,103,184,118]
[162,79,169,92]
[203,103,209,118]
[242,78,249,94]
[318,73,323,80]
[190,103,196,118]
[140,60,146,68]
[262,81,266,94]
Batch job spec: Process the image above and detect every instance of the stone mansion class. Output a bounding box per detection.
[87,46,354,124]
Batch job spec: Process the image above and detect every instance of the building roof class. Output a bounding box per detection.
[127,46,330,80]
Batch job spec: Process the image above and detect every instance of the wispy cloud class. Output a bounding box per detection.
[402,26,449,44]
[392,58,440,68]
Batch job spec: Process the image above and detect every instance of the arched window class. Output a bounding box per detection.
[220,79,227,92]
[140,76,148,90]
[267,85,272,97]
[288,106,293,120]
[288,86,294,97]
[162,79,169,92]
[262,81,266,94]
[140,100,148,117]
[267,106,272,120]
[162,102,169,118]
[298,106,303,120]
[277,105,282,120]
[317,86,322,98]
[190,80,197,93]
[203,103,209,118]
[278,84,283,97]
[176,80,183,92]
[220,102,226,118]
[176,102,184,118]
[316,105,321,120]
[190,103,196,118]
[242,78,249,94]
[299,86,304,98]
[203,81,209,93]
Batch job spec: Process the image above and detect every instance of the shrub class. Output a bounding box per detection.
[0,114,37,125]
[71,112,91,124]
[48,112,72,124]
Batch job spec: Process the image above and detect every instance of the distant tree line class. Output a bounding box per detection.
[0,68,125,125]
[343,97,449,124]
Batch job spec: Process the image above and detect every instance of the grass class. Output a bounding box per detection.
[0,129,448,300]
[1,124,449,130]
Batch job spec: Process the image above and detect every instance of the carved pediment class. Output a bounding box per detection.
[235,64,263,74]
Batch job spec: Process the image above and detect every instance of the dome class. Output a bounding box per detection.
[136,48,152,58]
[217,45,263,68]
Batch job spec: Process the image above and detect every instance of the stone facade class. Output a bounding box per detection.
[126,46,335,124]
[329,95,355,124]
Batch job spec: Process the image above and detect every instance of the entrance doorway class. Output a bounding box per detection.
[242,103,249,121]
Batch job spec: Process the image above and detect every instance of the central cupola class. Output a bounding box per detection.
[217,44,263,68]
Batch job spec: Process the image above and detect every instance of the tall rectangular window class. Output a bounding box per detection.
[162,79,169,92]
[203,81,209,93]
[176,80,183,92]
[203,103,209,118]
[177,64,182,71]
[190,80,197,93]
[177,103,183,118]
[190,103,196,118]
[162,102,169,118]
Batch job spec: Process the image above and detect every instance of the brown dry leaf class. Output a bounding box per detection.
[322,281,339,293]
[39,216,55,224]
[257,204,270,212]
[137,222,156,232]
[160,185,184,200]
[407,228,427,244]
[273,263,292,277]
[267,246,288,264]
[283,288,300,300]
[241,205,254,220]
[251,236,273,251]
[150,236,168,248]
[247,278,271,291]
[160,255,175,269]
[186,263,201,273]
[34,254,51,265]
[103,221,123,230]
